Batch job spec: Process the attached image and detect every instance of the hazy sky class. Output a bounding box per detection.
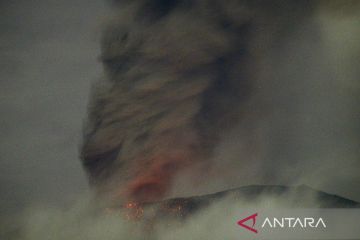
[0,0,108,214]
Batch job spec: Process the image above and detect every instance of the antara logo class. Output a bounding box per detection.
[237,213,258,233]
[237,213,326,234]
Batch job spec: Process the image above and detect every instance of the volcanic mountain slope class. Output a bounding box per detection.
[119,185,359,221]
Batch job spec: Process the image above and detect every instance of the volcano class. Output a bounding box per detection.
[117,185,359,222]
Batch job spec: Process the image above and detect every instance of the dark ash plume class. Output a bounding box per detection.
[81,0,316,204]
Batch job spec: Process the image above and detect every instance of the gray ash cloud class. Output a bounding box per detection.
[81,0,339,203]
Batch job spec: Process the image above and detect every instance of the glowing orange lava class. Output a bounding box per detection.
[123,202,144,221]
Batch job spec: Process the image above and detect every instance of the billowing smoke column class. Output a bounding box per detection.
[81,0,315,204]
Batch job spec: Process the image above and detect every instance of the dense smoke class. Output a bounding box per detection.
[191,2,360,199]
[81,0,323,204]
[17,187,355,240]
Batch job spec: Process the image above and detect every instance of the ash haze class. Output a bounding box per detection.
[82,0,360,205]
[0,0,107,231]
[0,0,360,239]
